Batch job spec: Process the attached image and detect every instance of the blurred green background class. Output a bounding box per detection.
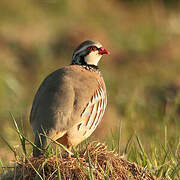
[0,0,180,166]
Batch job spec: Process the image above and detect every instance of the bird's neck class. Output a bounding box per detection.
[82,64,99,72]
[71,56,99,72]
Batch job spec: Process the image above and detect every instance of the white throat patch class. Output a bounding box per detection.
[84,51,102,66]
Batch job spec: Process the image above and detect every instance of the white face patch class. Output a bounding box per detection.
[84,42,103,66]
[84,51,102,66]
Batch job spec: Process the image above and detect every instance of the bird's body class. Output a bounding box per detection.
[30,40,109,157]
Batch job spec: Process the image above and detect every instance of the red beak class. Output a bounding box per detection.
[98,47,110,55]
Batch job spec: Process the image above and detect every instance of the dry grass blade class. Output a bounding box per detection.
[26,158,44,180]
[0,142,165,180]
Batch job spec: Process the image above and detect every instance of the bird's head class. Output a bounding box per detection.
[71,40,109,66]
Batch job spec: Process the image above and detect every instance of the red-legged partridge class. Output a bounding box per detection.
[30,40,109,157]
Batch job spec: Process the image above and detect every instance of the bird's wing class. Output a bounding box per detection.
[77,80,107,138]
[30,68,75,135]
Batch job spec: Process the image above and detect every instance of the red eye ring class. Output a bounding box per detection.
[88,46,97,52]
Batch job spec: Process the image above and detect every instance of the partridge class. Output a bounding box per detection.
[30,40,109,157]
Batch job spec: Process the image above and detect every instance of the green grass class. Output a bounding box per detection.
[0,116,179,179]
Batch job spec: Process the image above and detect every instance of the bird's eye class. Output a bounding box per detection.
[88,46,97,52]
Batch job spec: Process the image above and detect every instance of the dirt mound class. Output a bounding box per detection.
[1,143,164,180]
